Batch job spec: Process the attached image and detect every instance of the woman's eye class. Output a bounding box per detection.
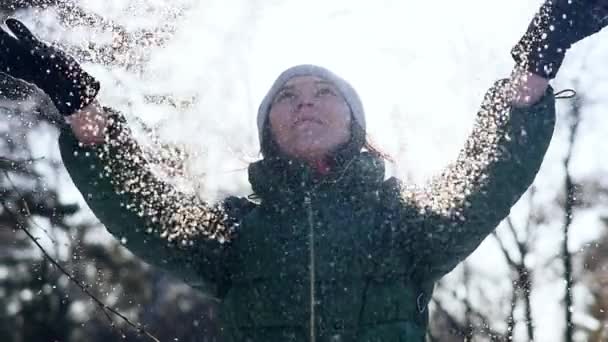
[275,91,295,103]
[316,87,335,96]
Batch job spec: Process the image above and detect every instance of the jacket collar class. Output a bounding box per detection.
[248,152,386,203]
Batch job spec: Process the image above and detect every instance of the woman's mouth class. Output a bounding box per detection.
[294,117,323,127]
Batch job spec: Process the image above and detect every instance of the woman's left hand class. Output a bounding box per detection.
[510,71,549,108]
[512,0,608,79]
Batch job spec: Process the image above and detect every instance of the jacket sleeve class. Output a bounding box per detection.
[58,107,254,295]
[388,79,556,282]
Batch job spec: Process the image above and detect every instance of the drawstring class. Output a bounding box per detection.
[416,293,427,313]
[555,88,576,99]
[246,193,260,201]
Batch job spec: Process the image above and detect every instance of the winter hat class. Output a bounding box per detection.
[257,64,366,152]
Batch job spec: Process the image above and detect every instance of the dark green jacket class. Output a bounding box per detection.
[58,80,556,341]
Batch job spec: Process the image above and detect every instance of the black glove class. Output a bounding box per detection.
[0,18,99,116]
[512,0,608,79]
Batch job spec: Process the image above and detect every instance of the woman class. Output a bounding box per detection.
[1,1,606,340]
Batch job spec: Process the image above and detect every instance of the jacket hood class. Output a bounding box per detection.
[248,152,385,203]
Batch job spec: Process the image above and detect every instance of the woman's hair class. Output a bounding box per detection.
[363,134,394,163]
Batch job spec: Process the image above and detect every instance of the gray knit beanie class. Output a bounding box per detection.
[257,64,366,149]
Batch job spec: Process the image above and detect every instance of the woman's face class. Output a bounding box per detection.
[268,76,352,161]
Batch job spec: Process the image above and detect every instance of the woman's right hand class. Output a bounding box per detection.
[66,100,108,146]
[0,18,100,116]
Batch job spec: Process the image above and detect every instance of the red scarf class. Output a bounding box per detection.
[311,158,333,176]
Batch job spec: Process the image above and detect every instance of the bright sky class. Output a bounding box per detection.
[16,0,608,340]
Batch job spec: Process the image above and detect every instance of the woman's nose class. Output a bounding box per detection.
[296,100,314,110]
[295,93,315,109]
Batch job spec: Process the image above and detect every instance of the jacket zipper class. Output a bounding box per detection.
[304,192,316,342]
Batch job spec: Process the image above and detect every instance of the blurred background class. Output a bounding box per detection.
[1,0,608,341]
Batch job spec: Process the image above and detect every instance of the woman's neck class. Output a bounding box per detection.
[283,151,336,176]
[307,157,333,176]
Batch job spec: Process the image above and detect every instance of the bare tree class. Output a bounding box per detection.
[561,85,584,342]
[492,212,536,342]
[581,217,608,341]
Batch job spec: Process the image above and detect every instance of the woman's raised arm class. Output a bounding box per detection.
[60,104,254,295]
[390,0,608,281]
[0,17,252,293]
[387,77,556,282]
